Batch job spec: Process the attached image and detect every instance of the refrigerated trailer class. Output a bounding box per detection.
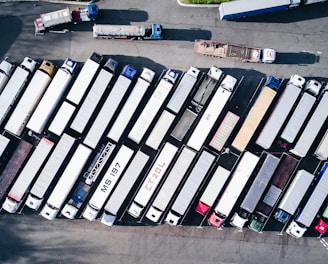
[101,151,150,226]
[128,143,178,218]
[207,152,259,228]
[82,145,134,221]
[128,69,179,144]
[249,154,299,233]
[0,140,33,202]
[231,76,281,152]
[290,87,328,157]
[0,57,37,127]
[187,75,237,151]
[61,142,115,219]
[25,134,76,210]
[48,101,76,136]
[107,68,155,142]
[274,170,314,223]
[84,65,137,149]
[41,144,92,220]
[70,58,118,134]
[27,58,77,134]
[314,130,328,161]
[230,153,280,229]
[165,150,216,226]
[5,60,56,136]
[195,166,231,216]
[146,147,196,223]
[2,138,54,213]
[286,162,328,239]
[66,52,103,105]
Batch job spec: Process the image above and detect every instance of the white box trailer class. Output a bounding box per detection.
[0,58,14,93]
[0,135,10,158]
[0,57,37,126]
[66,52,103,105]
[208,152,259,228]
[107,68,155,142]
[146,147,196,223]
[314,130,328,161]
[187,75,237,151]
[2,138,54,213]
[101,151,150,226]
[82,145,134,221]
[128,143,178,218]
[287,162,328,238]
[128,69,179,144]
[27,59,77,134]
[275,170,314,223]
[165,150,216,225]
[145,110,175,150]
[48,101,76,136]
[195,166,230,216]
[5,61,55,136]
[70,58,118,134]
[83,65,137,149]
[209,111,240,152]
[256,83,302,149]
[61,142,115,219]
[166,67,200,114]
[290,89,328,157]
[41,144,92,220]
[25,133,76,210]
[171,109,197,141]
[280,90,317,144]
[230,153,280,229]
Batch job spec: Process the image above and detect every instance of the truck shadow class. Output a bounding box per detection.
[0,16,22,58]
[97,9,149,24]
[275,52,318,65]
[163,28,212,41]
[234,3,328,23]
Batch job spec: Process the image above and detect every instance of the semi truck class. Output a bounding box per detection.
[84,65,137,149]
[4,60,56,137]
[286,162,328,239]
[187,75,237,151]
[70,58,118,134]
[34,3,99,35]
[101,151,150,226]
[207,152,259,228]
[128,143,178,218]
[48,101,76,136]
[256,75,311,149]
[0,58,14,92]
[61,142,115,219]
[195,166,231,216]
[314,130,328,161]
[290,86,328,157]
[25,134,76,210]
[194,39,276,63]
[209,111,240,152]
[0,140,33,203]
[82,145,134,221]
[128,69,179,144]
[2,138,54,213]
[231,76,281,153]
[274,170,314,223]
[249,154,299,233]
[165,150,216,226]
[146,147,196,223]
[280,79,319,144]
[27,58,77,134]
[93,23,163,40]
[0,57,37,127]
[41,144,92,220]
[66,52,103,105]
[107,68,155,143]
[166,67,200,114]
[191,66,223,112]
[218,0,327,20]
[230,153,280,229]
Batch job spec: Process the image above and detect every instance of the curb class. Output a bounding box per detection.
[176,0,219,8]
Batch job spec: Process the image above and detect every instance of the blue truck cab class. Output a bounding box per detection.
[121,65,137,80]
[87,3,99,21]
[145,24,163,40]
[265,76,281,90]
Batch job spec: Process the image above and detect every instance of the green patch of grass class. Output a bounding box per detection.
[183,0,232,4]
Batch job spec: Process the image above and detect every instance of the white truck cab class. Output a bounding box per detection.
[262,48,276,63]
[304,79,322,96]
[286,220,307,239]
[288,74,306,88]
